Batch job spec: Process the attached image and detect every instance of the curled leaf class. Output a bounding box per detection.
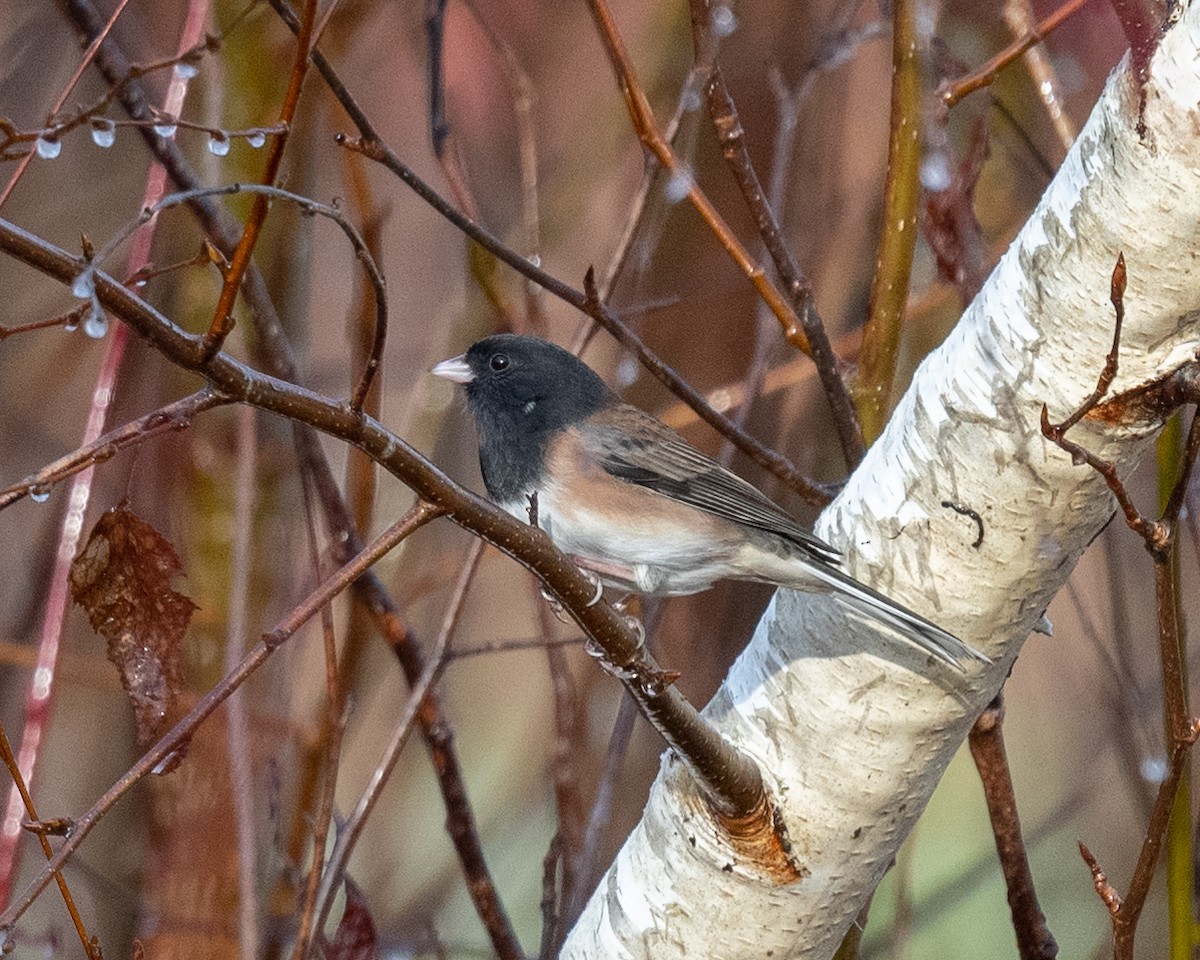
[69,505,196,744]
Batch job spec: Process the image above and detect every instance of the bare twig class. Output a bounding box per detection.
[201,0,317,360]
[941,0,1094,107]
[306,541,485,953]
[0,723,98,959]
[0,501,443,932]
[0,389,227,510]
[968,695,1058,959]
[854,0,925,444]
[1041,254,1200,960]
[226,404,261,960]
[1001,0,1077,156]
[697,53,864,466]
[584,0,812,356]
[291,462,351,960]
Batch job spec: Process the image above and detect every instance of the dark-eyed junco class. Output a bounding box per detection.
[433,334,986,669]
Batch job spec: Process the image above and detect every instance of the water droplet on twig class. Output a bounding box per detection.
[207,132,230,156]
[28,485,51,503]
[35,135,62,159]
[246,131,266,149]
[71,270,95,300]
[83,299,108,339]
[152,122,178,138]
[90,119,116,148]
[712,4,738,37]
[174,61,199,80]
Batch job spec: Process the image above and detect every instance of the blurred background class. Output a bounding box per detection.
[0,0,1181,957]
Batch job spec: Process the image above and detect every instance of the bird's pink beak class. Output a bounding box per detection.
[431,354,474,384]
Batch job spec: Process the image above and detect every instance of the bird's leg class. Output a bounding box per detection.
[538,586,573,624]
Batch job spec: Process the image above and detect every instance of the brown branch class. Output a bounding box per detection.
[306,541,485,954]
[537,590,586,956]
[290,464,349,960]
[55,5,523,953]
[1041,254,1200,960]
[201,0,317,360]
[0,501,443,933]
[0,389,227,510]
[698,55,864,467]
[941,0,1095,107]
[583,0,811,356]
[0,215,774,821]
[968,694,1058,960]
[0,723,98,959]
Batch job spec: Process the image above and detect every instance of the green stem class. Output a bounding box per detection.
[855,0,923,444]
[1158,413,1195,960]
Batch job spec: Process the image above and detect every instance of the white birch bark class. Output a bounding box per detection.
[562,3,1200,957]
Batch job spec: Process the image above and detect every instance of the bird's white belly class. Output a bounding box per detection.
[498,483,738,595]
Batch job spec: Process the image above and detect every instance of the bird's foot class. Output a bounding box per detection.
[539,586,573,624]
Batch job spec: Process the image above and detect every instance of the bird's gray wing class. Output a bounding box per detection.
[579,405,840,563]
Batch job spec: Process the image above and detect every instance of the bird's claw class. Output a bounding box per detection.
[539,587,573,624]
[582,569,605,607]
[622,614,646,647]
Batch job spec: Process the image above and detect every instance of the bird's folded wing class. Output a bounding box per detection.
[579,408,841,563]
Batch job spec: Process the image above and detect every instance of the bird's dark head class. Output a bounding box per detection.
[432,334,615,500]
[433,334,613,436]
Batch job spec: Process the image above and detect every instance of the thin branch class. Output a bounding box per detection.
[855,0,924,444]
[941,0,1095,107]
[201,0,317,360]
[225,404,261,960]
[583,0,811,356]
[698,53,864,466]
[0,723,98,959]
[291,460,350,960]
[968,694,1058,959]
[0,390,227,511]
[0,501,443,932]
[306,541,485,954]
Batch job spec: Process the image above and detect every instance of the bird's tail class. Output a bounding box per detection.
[797,561,989,671]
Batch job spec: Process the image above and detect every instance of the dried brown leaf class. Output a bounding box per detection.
[69,505,196,744]
[325,878,379,960]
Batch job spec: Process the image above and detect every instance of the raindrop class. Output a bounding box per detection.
[920,154,952,192]
[71,270,95,300]
[174,61,199,80]
[152,121,178,138]
[712,4,737,37]
[34,135,62,160]
[83,299,108,339]
[246,131,266,149]
[207,132,231,157]
[63,310,80,332]
[90,119,116,148]
[28,485,51,503]
[665,168,693,203]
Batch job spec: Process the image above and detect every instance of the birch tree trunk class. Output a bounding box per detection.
[563,3,1200,956]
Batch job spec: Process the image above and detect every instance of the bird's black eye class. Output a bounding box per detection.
[489,353,510,372]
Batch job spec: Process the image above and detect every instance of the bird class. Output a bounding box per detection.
[432,333,987,670]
